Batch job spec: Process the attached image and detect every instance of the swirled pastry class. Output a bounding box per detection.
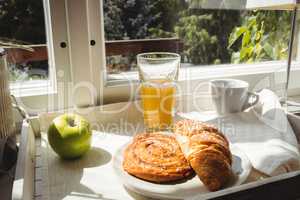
[123,132,193,183]
[174,120,232,191]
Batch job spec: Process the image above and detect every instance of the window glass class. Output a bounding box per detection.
[103,0,292,75]
[0,0,48,82]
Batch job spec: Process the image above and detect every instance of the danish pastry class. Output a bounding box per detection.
[123,132,193,183]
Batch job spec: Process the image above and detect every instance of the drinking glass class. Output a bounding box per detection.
[137,52,180,132]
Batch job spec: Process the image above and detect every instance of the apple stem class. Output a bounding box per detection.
[67,118,76,127]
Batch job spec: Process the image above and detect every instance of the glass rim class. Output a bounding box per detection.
[137,52,180,61]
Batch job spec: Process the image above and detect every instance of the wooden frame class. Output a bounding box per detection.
[105,38,183,56]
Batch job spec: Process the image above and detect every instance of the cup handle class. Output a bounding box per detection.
[243,92,259,111]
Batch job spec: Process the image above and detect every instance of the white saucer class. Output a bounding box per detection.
[113,143,251,200]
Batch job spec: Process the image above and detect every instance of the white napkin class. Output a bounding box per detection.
[179,89,300,176]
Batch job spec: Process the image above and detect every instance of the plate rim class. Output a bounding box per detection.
[113,141,251,200]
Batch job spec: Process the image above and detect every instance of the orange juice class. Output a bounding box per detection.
[140,79,176,131]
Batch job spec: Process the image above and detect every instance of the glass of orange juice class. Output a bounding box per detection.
[137,52,180,132]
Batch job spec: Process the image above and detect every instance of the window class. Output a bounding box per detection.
[102,0,293,79]
[2,0,299,113]
[0,0,48,82]
[0,0,73,113]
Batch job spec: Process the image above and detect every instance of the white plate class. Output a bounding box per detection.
[113,143,251,200]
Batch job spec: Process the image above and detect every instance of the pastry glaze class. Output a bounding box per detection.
[123,132,193,183]
[175,120,232,191]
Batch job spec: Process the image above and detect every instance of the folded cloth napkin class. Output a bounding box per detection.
[179,89,300,176]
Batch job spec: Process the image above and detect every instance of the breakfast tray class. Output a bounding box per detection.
[12,102,300,200]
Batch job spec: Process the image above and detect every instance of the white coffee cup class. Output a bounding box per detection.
[210,79,259,115]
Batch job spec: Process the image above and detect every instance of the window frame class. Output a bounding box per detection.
[11,0,72,114]
[11,0,300,115]
[96,3,300,103]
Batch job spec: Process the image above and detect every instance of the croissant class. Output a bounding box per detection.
[174,119,232,191]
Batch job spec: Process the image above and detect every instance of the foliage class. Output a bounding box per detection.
[147,0,187,39]
[104,0,187,40]
[151,0,187,33]
[175,9,240,65]
[103,0,124,40]
[148,28,176,39]
[228,11,291,63]
[104,0,160,40]
[175,14,218,64]
[122,0,159,39]
[0,0,46,44]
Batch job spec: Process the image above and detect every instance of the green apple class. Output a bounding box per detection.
[47,114,92,159]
